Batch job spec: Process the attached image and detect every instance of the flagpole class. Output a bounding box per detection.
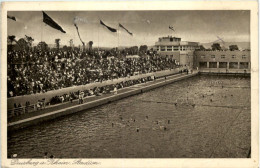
[117,24,119,50]
[98,20,100,52]
[41,19,43,42]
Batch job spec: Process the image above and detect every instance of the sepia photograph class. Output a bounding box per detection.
[1,1,259,168]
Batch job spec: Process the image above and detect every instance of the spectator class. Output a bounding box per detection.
[8,49,179,98]
[113,86,118,95]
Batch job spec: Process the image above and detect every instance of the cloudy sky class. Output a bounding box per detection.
[8,10,250,47]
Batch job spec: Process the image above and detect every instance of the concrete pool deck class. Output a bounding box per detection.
[8,72,198,131]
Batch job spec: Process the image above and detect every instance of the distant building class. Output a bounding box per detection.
[155,35,251,71]
[155,36,199,67]
[194,50,250,70]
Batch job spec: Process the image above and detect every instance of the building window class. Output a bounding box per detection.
[201,55,205,59]
[161,46,165,51]
[240,62,249,69]
[209,62,217,68]
[232,55,236,58]
[211,55,215,59]
[219,62,227,68]
[221,55,225,59]
[242,55,247,59]
[199,62,207,68]
[230,62,238,69]
[174,46,179,51]
[167,46,172,51]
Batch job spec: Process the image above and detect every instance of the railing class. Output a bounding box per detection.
[8,103,46,119]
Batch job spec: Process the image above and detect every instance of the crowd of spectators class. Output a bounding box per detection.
[9,75,157,118]
[7,49,179,98]
[48,76,154,105]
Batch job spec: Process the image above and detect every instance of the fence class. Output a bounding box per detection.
[8,103,46,119]
[8,68,185,109]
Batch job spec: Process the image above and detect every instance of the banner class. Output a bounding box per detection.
[100,20,117,33]
[7,15,16,21]
[169,25,175,31]
[74,23,85,46]
[42,11,66,33]
[119,23,133,36]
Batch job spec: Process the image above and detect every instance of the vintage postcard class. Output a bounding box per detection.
[1,1,258,168]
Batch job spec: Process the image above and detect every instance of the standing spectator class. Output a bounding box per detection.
[79,91,84,104]
[114,86,118,95]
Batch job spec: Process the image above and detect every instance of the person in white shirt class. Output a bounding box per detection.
[80,91,84,104]
[114,86,117,95]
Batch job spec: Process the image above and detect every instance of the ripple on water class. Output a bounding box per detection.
[8,75,251,158]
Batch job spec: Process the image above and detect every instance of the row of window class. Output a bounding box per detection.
[200,55,247,59]
[199,62,249,69]
[157,46,197,51]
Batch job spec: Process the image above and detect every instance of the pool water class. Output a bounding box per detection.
[7,75,251,158]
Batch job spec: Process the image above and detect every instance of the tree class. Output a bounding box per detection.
[88,41,93,51]
[82,42,86,51]
[25,35,34,49]
[8,35,16,50]
[55,39,60,50]
[139,45,148,55]
[63,45,68,51]
[198,45,205,51]
[128,46,138,55]
[17,38,29,50]
[8,35,16,45]
[37,41,49,51]
[229,45,239,51]
[211,43,222,51]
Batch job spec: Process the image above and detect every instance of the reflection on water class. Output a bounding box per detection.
[8,75,251,158]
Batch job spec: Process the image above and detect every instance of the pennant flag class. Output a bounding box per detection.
[100,20,117,33]
[119,23,133,36]
[74,23,85,46]
[42,11,66,33]
[7,15,16,21]
[169,26,175,31]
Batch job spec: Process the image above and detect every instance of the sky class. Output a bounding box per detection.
[7,10,250,48]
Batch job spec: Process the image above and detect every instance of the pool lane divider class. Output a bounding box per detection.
[8,72,198,131]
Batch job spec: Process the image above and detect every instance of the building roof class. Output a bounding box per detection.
[155,41,199,46]
[156,35,199,46]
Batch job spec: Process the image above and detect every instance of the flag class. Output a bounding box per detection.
[100,20,117,33]
[74,23,85,46]
[7,15,16,21]
[42,11,66,33]
[119,23,133,36]
[169,26,175,31]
